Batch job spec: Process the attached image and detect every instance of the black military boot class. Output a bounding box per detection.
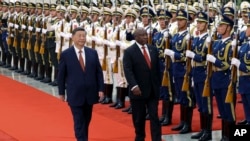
[115,87,127,109]
[3,54,12,68]
[101,84,113,104]
[22,60,31,75]
[49,68,58,86]
[16,58,25,73]
[159,100,167,123]
[179,107,193,134]
[28,62,38,78]
[9,56,18,70]
[172,105,185,131]
[191,113,205,139]
[199,114,212,141]
[161,101,173,126]
[41,66,52,83]
[109,87,120,107]
[0,51,7,66]
[35,64,45,80]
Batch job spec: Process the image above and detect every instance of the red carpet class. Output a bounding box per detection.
[0,74,244,141]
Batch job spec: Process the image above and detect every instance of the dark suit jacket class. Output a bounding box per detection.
[123,43,161,100]
[58,46,104,106]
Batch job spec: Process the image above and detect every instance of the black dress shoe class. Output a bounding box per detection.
[35,76,44,80]
[28,73,37,78]
[191,130,204,139]
[237,119,247,125]
[122,106,131,112]
[171,121,184,131]
[109,102,118,107]
[161,117,172,126]
[21,71,30,75]
[15,69,24,73]
[179,124,192,134]
[198,131,212,141]
[9,66,18,70]
[238,100,243,103]
[127,108,132,114]
[3,64,11,68]
[217,115,221,119]
[41,78,51,83]
[115,103,125,109]
[101,97,112,104]
[159,115,165,123]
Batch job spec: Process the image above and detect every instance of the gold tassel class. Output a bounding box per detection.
[39,44,45,55]
[34,41,39,52]
[21,39,25,48]
[225,83,233,103]
[202,79,210,97]
[7,37,12,46]
[161,70,169,87]
[26,40,31,50]
[112,61,118,73]
[13,37,17,48]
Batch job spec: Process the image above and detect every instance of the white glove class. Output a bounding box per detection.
[28,26,33,31]
[102,39,107,45]
[60,32,65,38]
[8,23,14,27]
[164,49,175,57]
[127,22,134,33]
[115,40,122,47]
[109,41,116,49]
[96,38,103,45]
[186,50,195,59]
[206,54,216,63]
[206,36,211,44]
[231,58,241,68]
[92,36,97,42]
[14,24,19,29]
[21,24,26,29]
[42,29,47,34]
[164,31,169,38]
[36,28,41,32]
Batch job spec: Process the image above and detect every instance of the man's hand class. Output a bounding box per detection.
[98,91,105,102]
[59,95,65,102]
[132,86,141,96]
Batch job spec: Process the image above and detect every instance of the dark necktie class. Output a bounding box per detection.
[142,46,151,69]
[79,50,85,71]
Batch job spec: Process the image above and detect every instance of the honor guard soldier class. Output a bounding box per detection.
[0,1,11,67]
[98,7,113,104]
[32,1,45,80]
[10,0,22,71]
[61,4,79,49]
[18,0,29,74]
[108,7,128,109]
[40,0,53,83]
[25,2,36,77]
[206,15,234,141]
[14,0,26,74]
[152,8,175,126]
[164,9,194,134]
[43,2,59,84]
[236,1,250,125]
[126,5,158,43]
[78,5,90,28]
[51,4,66,86]
[231,17,250,126]
[85,5,100,48]
[186,12,213,141]
[168,4,178,37]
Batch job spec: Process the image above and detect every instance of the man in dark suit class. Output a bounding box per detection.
[58,27,104,141]
[123,28,162,141]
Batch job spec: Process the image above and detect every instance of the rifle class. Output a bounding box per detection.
[7,9,14,46]
[57,18,64,60]
[13,2,18,48]
[68,0,73,47]
[182,3,192,92]
[147,1,152,45]
[39,0,46,56]
[34,3,41,56]
[90,4,95,49]
[225,0,238,103]
[102,26,108,70]
[202,0,213,97]
[113,26,120,73]
[112,1,120,73]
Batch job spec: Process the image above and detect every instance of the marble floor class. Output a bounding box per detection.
[0,65,222,141]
